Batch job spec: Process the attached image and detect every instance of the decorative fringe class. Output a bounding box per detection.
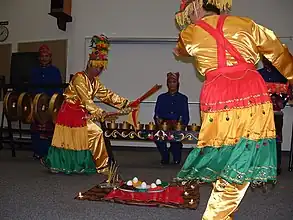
[180,0,232,11]
[51,124,89,150]
[207,0,232,11]
[175,0,232,30]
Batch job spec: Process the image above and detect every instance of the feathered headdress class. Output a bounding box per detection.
[175,0,232,30]
[88,34,110,69]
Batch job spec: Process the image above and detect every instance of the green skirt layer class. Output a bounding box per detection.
[44,146,97,174]
[177,138,277,184]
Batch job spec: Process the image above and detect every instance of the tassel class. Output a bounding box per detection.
[180,0,232,12]
[207,0,232,11]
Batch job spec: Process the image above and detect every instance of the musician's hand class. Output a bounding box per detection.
[122,101,139,113]
[118,107,131,114]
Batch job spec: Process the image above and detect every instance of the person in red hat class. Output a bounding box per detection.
[154,72,190,164]
[29,44,62,160]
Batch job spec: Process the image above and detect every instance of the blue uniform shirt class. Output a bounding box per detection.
[258,66,289,110]
[154,92,190,126]
[29,65,63,96]
[258,67,287,83]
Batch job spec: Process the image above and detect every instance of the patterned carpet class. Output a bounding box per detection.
[0,147,293,220]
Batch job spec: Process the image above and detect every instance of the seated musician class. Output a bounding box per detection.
[29,45,63,160]
[154,72,190,165]
[258,57,291,175]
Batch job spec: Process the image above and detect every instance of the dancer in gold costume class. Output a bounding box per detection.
[43,35,134,175]
[174,0,293,219]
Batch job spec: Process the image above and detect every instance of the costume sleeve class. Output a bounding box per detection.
[182,96,190,126]
[94,78,129,109]
[72,74,104,116]
[176,25,196,57]
[251,21,293,84]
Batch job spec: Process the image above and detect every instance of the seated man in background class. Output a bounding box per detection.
[258,57,291,175]
[154,72,190,165]
[29,45,63,160]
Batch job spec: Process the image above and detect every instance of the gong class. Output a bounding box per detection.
[49,93,64,123]
[33,93,51,124]
[4,92,20,121]
[17,92,33,124]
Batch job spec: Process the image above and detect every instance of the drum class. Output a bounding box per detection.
[3,91,20,121]
[49,93,64,123]
[17,92,33,123]
[33,93,51,124]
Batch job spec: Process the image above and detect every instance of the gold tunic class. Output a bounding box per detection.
[62,72,128,173]
[177,15,293,82]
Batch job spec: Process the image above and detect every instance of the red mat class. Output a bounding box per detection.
[75,182,200,209]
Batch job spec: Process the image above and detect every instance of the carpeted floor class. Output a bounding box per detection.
[0,147,293,220]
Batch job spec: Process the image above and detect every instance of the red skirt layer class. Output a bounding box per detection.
[55,101,87,127]
[200,63,271,112]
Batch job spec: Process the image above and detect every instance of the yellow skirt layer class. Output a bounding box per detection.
[51,124,88,150]
[198,102,276,147]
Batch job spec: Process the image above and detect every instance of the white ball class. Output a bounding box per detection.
[155,179,162,185]
[127,180,133,186]
[151,183,157,188]
[141,182,147,189]
[133,177,138,183]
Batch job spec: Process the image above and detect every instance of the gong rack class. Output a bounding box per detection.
[0,84,67,157]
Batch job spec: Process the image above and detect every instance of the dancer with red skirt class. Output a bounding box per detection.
[174,0,293,219]
[43,35,135,175]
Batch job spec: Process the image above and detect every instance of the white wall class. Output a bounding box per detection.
[0,0,293,150]
[0,0,69,52]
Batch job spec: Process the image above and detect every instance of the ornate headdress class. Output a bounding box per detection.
[88,34,110,69]
[175,0,232,30]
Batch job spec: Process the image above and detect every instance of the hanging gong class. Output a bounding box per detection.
[49,93,64,123]
[3,91,20,121]
[33,93,51,124]
[17,92,33,124]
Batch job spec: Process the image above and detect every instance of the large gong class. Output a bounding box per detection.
[49,93,64,123]
[4,91,20,121]
[33,93,51,124]
[17,92,33,123]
